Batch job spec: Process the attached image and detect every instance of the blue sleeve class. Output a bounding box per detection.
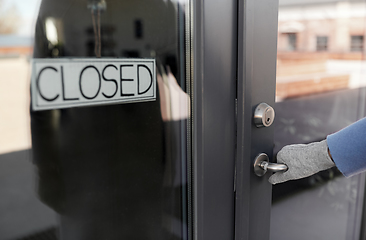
[326,117,366,177]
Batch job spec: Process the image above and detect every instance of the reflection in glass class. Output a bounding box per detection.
[0,0,56,239]
[272,0,366,239]
[0,0,194,239]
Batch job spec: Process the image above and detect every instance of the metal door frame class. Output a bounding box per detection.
[192,0,279,239]
[235,0,279,240]
[192,0,238,239]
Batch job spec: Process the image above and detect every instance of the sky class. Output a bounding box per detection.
[3,0,41,36]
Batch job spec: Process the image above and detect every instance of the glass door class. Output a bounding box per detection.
[235,0,366,240]
[0,0,239,239]
[30,0,193,239]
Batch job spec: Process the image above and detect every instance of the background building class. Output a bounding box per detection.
[276,0,366,100]
[278,0,366,55]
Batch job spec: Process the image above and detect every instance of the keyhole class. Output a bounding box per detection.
[267,117,271,123]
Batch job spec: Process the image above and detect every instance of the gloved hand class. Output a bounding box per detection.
[269,140,335,185]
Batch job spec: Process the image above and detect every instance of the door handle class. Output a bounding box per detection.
[253,153,288,177]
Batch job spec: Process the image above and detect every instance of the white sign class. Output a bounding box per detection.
[31,58,156,111]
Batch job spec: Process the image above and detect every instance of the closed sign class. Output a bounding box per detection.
[31,58,156,111]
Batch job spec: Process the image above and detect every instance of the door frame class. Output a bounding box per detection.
[192,0,279,239]
[235,0,279,240]
[192,0,238,239]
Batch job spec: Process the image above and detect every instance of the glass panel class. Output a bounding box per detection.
[272,0,366,239]
[0,0,192,239]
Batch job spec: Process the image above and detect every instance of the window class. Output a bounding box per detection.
[287,33,297,51]
[350,35,364,52]
[316,36,328,51]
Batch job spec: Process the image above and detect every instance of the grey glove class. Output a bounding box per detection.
[269,140,335,185]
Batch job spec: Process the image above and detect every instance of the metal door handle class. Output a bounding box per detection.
[253,153,288,177]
